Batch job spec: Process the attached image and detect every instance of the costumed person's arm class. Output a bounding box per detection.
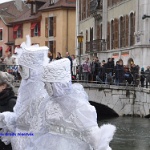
[71,104,116,150]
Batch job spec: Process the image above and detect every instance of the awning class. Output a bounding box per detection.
[0,29,2,32]
[31,23,37,29]
[5,47,11,52]
[0,47,2,51]
[13,25,20,32]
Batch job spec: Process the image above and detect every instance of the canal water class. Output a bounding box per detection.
[98,117,150,150]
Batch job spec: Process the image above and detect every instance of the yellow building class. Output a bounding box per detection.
[13,0,76,58]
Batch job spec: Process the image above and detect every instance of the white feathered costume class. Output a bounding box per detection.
[0,35,116,150]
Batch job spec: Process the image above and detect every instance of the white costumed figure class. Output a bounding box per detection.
[0,35,116,150]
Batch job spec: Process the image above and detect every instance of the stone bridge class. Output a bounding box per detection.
[81,83,150,118]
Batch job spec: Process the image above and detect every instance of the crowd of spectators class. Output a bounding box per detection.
[1,51,150,88]
[73,57,150,88]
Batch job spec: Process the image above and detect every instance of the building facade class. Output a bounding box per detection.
[12,0,76,59]
[77,0,150,68]
[0,1,29,57]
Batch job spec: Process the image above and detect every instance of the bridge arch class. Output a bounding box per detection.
[82,83,150,118]
[89,101,119,119]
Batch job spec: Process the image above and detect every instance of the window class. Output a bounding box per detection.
[34,24,39,36]
[0,47,2,57]
[49,0,55,5]
[13,25,23,39]
[17,27,22,38]
[45,17,57,37]
[0,29,3,40]
[31,22,41,37]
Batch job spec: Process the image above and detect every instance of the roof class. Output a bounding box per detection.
[11,0,47,24]
[12,10,42,23]
[39,0,76,11]
[25,0,47,3]
[0,1,30,25]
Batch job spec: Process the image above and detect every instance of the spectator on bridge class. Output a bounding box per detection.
[91,57,99,81]
[105,58,114,84]
[130,62,139,87]
[140,67,145,87]
[145,66,150,88]
[71,54,78,77]
[82,57,91,82]
[124,66,133,85]
[96,60,106,84]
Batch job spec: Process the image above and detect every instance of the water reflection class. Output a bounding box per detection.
[98,117,150,150]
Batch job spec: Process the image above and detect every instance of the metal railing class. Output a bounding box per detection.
[72,66,150,88]
[0,65,149,89]
[86,39,103,53]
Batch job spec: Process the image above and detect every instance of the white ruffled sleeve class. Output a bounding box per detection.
[71,104,116,150]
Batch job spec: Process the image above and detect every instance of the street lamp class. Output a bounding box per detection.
[77,33,83,80]
[142,14,150,20]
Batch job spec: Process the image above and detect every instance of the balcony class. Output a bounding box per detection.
[86,39,103,53]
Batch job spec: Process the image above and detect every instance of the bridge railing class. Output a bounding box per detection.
[72,65,150,88]
[0,64,149,88]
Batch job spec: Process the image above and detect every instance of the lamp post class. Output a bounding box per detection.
[142,14,150,20]
[77,33,83,80]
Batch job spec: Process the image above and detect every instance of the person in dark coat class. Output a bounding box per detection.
[55,52,62,60]
[140,67,145,87]
[114,60,125,86]
[130,62,139,87]
[0,77,16,150]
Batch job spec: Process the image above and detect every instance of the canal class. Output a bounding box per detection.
[98,117,150,150]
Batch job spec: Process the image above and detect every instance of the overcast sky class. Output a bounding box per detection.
[0,0,14,4]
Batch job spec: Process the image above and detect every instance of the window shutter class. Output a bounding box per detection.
[31,29,34,37]
[45,17,48,37]
[125,15,129,47]
[113,20,116,49]
[107,22,110,50]
[45,41,48,47]
[79,0,82,21]
[86,30,88,41]
[114,18,119,49]
[82,0,86,20]
[13,32,17,39]
[87,0,90,17]
[111,21,114,49]
[123,16,126,47]
[53,17,56,37]
[133,13,135,45]
[21,26,23,38]
[97,25,100,39]
[38,22,41,36]
[53,41,56,57]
